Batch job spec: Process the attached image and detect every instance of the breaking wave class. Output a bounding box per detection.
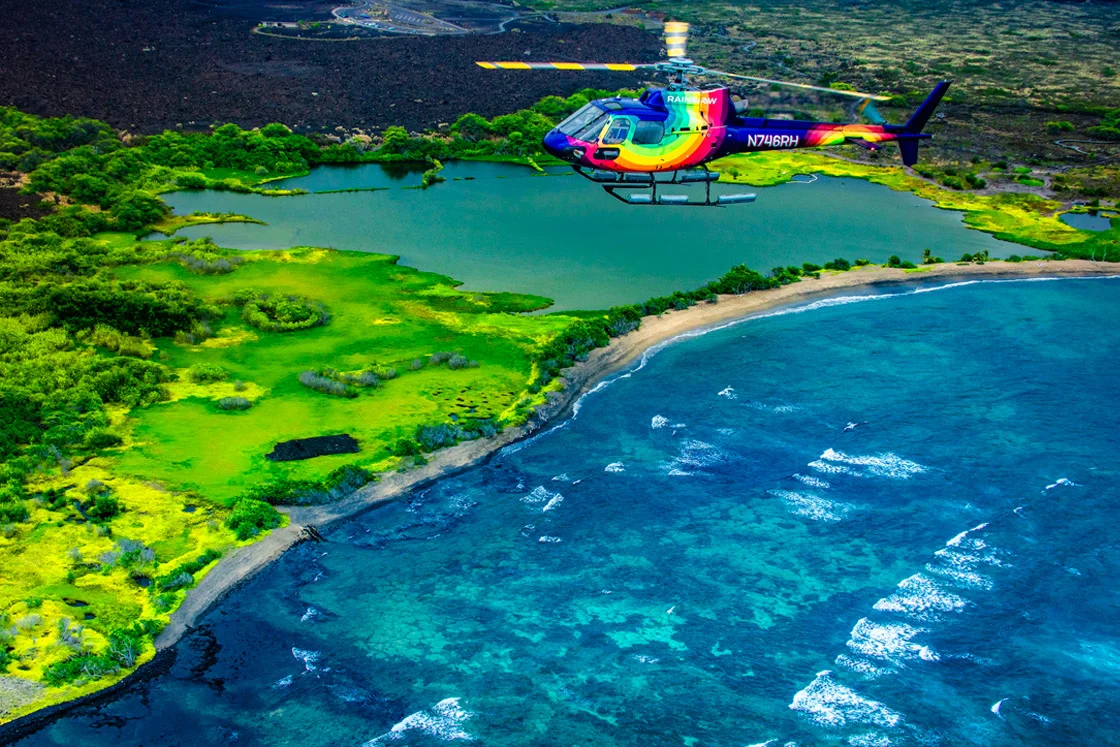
[790,670,901,729]
[361,697,474,744]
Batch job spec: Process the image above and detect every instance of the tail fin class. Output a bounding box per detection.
[903,81,951,134]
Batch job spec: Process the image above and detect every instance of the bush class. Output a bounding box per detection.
[156,548,221,590]
[189,364,228,384]
[886,255,903,267]
[298,370,357,398]
[1046,120,1075,133]
[86,494,120,522]
[1006,254,1023,263]
[801,262,822,274]
[216,396,251,410]
[823,257,851,271]
[226,498,282,540]
[899,260,918,269]
[236,291,328,332]
[854,258,871,266]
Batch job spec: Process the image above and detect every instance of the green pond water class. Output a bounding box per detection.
[159,161,1014,310]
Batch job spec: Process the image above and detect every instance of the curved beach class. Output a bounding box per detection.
[153,258,1120,650]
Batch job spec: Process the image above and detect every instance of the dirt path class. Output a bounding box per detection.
[156,258,1119,649]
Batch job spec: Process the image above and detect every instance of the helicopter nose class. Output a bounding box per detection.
[543,130,583,162]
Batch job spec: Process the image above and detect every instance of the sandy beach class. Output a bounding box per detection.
[155,259,1119,648]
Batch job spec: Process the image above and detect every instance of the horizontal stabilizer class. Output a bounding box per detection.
[845,137,882,151]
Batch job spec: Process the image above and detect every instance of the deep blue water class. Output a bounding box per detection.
[17,277,1120,746]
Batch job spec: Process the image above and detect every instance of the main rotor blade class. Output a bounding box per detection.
[702,69,891,101]
[664,20,689,59]
[476,61,656,71]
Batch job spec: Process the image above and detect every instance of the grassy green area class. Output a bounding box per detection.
[713,151,1120,260]
[109,246,574,502]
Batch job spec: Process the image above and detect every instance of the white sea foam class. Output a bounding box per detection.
[651,415,670,429]
[675,439,728,468]
[793,473,831,489]
[667,468,694,477]
[541,494,564,512]
[834,654,892,680]
[718,386,737,399]
[292,647,322,672]
[273,674,294,688]
[745,741,777,747]
[605,462,625,473]
[521,486,557,505]
[790,670,901,728]
[808,459,863,476]
[746,400,801,414]
[1044,477,1080,491]
[538,535,561,544]
[846,617,937,663]
[848,732,893,747]
[551,473,570,483]
[873,573,967,621]
[361,697,474,744]
[632,654,660,664]
[991,698,1007,716]
[770,489,853,522]
[819,449,928,479]
[300,606,320,623]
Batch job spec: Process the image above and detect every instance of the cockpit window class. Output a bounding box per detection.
[602,118,631,144]
[556,104,607,138]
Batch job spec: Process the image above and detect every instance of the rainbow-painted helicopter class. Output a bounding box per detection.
[478,22,949,206]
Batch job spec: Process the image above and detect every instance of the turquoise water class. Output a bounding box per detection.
[18,277,1120,746]
[160,162,1014,310]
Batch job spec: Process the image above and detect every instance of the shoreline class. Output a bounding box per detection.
[154,259,1120,647]
[4,259,1118,738]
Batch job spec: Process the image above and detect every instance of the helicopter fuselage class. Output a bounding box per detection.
[542,86,930,173]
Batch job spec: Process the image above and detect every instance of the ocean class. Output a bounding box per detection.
[16,277,1120,746]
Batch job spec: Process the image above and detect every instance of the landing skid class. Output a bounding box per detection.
[573,166,756,207]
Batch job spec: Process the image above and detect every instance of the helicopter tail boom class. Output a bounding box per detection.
[883,81,951,166]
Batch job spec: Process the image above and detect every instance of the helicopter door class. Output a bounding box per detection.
[594,117,631,160]
[632,120,667,147]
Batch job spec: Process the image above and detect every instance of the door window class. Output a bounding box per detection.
[632,121,665,145]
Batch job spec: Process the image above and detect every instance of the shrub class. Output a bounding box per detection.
[960,253,974,262]
[854,258,871,266]
[886,255,903,267]
[1046,120,1074,133]
[823,257,851,271]
[237,291,328,332]
[225,498,282,540]
[44,653,119,686]
[189,364,228,384]
[154,548,221,591]
[1006,254,1023,262]
[801,262,822,273]
[899,260,918,269]
[86,494,120,522]
[85,429,124,448]
[298,370,357,398]
[216,396,252,410]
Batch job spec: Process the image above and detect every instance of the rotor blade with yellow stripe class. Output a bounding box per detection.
[663,21,689,59]
[701,69,891,101]
[475,61,654,71]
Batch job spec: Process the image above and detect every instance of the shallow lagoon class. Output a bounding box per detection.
[162,161,1014,310]
[19,277,1120,746]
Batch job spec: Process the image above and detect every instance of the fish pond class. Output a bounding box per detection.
[159,161,1014,310]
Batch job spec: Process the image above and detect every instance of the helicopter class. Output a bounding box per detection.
[478,21,950,206]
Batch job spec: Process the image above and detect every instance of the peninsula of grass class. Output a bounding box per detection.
[108,245,573,502]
